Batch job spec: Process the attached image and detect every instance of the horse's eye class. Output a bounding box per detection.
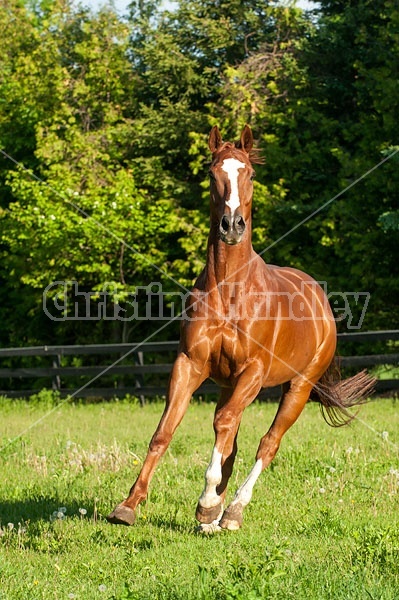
[250,172,256,181]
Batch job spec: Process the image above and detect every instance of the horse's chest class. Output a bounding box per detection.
[209,324,249,382]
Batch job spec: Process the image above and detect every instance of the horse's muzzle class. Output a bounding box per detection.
[219,212,246,245]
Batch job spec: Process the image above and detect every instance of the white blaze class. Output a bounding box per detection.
[221,158,245,213]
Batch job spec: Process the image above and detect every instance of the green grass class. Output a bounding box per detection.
[1,396,399,599]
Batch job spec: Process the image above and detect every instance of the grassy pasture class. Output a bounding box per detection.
[0,395,399,599]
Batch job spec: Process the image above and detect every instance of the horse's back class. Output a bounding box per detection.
[265,264,333,318]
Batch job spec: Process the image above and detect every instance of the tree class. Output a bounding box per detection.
[0,0,397,355]
[0,0,183,346]
[297,0,399,329]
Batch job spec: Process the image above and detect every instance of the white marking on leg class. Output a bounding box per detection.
[221,158,245,213]
[199,447,223,509]
[230,458,263,508]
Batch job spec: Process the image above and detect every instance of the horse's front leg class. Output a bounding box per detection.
[107,353,206,526]
[196,365,262,533]
[195,388,239,528]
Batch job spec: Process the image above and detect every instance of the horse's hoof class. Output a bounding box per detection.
[219,504,243,531]
[195,520,222,535]
[106,504,136,526]
[195,501,223,524]
[219,518,241,531]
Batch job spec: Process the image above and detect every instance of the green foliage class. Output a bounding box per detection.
[0,0,188,346]
[0,0,397,351]
[269,0,399,329]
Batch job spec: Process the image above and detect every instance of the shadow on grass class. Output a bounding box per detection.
[144,509,204,535]
[0,496,95,525]
[0,496,197,536]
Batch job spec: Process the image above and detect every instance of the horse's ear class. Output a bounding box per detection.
[209,126,223,153]
[237,125,253,153]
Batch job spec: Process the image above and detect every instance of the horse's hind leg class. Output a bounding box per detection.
[220,379,312,530]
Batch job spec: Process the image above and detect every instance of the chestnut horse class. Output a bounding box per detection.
[107,126,374,531]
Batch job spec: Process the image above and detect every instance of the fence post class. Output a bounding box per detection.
[52,354,61,392]
[134,351,146,407]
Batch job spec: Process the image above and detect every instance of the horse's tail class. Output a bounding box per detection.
[311,360,376,427]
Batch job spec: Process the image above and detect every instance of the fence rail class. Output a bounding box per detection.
[0,330,398,400]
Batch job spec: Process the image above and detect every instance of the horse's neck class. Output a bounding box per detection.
[205,231,255,285]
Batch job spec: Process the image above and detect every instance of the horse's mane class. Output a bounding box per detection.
[245,146,264,165]
[218,141,264,165]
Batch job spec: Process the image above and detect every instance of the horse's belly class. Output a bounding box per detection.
[206,322,310,386]
[260,351,315,387]
[258,321,335,387]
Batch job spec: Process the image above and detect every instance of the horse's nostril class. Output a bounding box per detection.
[220,215,230,233]
[235,216,245,233]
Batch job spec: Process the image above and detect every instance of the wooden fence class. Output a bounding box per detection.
[0,330,398,401]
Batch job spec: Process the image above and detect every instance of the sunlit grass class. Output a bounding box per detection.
[1,396,399,599]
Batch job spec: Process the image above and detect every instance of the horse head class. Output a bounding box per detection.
[208,125,256,245]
